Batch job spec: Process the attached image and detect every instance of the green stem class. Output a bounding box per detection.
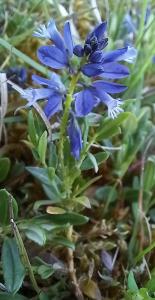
[58,73,80,178]
[9,196,41,295]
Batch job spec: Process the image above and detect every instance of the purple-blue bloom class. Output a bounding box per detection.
[81,46,136,77]
[67,114,82,160]
[19,72,65,119]
[13,19,137,160]
[73,22,108,57]
[74,80,126,119]
[34,20,73,69]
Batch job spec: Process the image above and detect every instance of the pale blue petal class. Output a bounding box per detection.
[64,21,73,56]
[47,20,66,50]
[92,80,127,94]
[101,62,130,79]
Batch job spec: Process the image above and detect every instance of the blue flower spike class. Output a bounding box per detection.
[14,19,136,159]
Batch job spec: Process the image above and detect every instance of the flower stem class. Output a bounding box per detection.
[58,73,80,178]
[67,226,84,300]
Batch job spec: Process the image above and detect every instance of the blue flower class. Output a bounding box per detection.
[73,22,108,57]
[81,46,137,77]
[19,73,65,119]
[74,80,127,119]
[67,114,82,160]
[34,20,74,69]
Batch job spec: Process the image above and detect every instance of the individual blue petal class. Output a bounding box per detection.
[92,80,127,94]
[89,50,103,63]
[68,116,82,160]
[115,46,137,63]
[64,21,73,56]
[101,62,130,79]
[46,20,66,51]
[32,73,65,92]
[75,88,99,116]
[73,44,84,57]
[86,21,107,43]
[37,45,68,69]
[102,48,128,63]
[98,91,124,119]
[32,74,54,86]
[21,88,54,105]
[44,93,62,118]
[81,63,104,77]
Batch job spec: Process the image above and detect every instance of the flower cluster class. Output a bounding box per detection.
[14,19,137,159]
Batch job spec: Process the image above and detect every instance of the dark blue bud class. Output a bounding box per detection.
[73,44,84,57]
[84,44,92,55]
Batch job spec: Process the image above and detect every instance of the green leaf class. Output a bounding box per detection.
[24,225,46,246]
[39,292,50,300]
[88,153,98,173]
[46,212,89,225]
[127,271,138,292]
[96,112,131,141]
[0,292,27,300]
[26,167,51,185]
[135,241,155,263]
[76,196,91,208]
[95,185,117,203]
[26,167,62,201]
[2,238,25,294]
[52,237,75,250]
[33,200,53,213]
[0,158,11,182]
[38,131,48,165]
[48,143,58,168]
[0,189,18,226]
[28,110,38,147]
[37,265,54,279]
[81,152,109,171]
[144,157,155,191]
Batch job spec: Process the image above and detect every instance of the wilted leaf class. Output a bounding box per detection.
[46,206,66,214]
[81,278,102,300]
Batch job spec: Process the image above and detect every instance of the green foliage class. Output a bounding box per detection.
[2,238,25,295]
[0,158,11,182]
[1,0,155,299]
